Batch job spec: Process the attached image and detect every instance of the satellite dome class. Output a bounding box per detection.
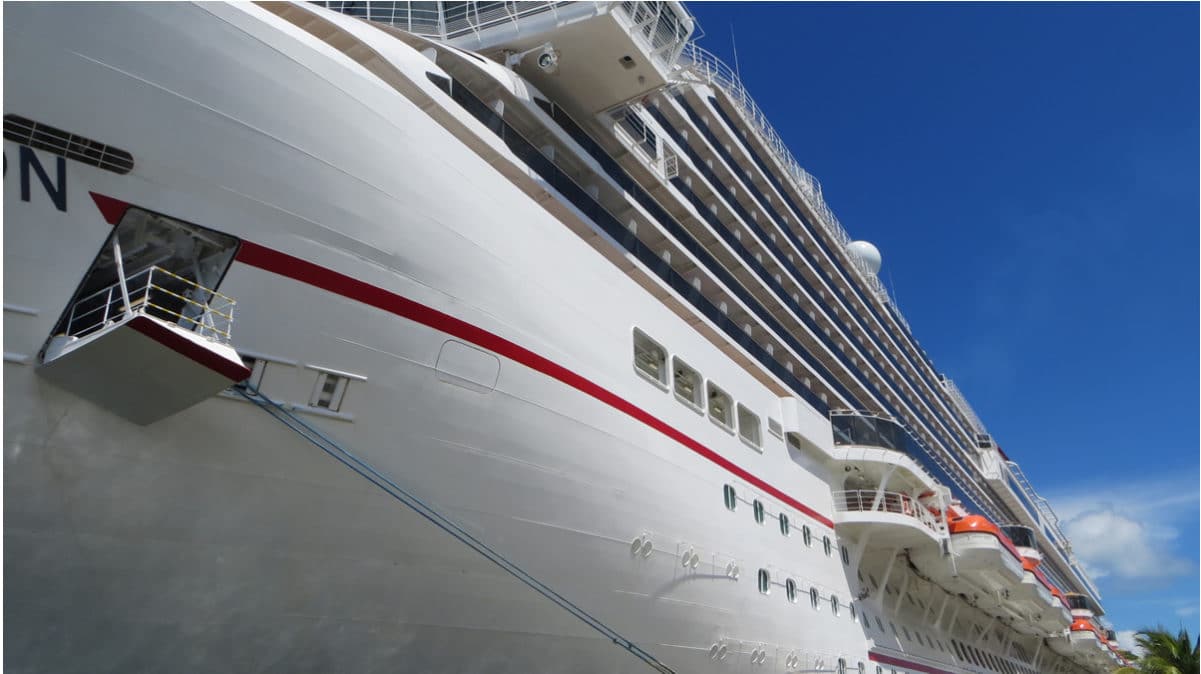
[847,240,882,275]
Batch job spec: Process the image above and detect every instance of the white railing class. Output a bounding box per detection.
[1003,460,1101,600]
[313,1,574,41]
[64,266,237,343]
[612,1,694,71]
[939,375,989,436]
[832,489,945,536]
[676,42,910,333]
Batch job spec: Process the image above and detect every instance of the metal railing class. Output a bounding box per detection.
[938,375,989,436]
[613,1,694,70]
[832,489,945,535]
[64,266,237,343]
[312,1,574,41]
[1003,460,1100,600]
[675,42,910,333]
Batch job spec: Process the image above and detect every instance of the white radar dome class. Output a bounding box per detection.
[847,240,882,275]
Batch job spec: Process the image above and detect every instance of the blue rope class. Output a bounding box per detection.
[233,384,675,674]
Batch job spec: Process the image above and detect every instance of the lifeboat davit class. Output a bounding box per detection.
[1010,557,1072,633]
[908,513,1025,620]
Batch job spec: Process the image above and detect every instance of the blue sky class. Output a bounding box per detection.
[684,1,1198,645]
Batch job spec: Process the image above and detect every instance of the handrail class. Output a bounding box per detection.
[64,266,237,343]
[1002,460,1100,601]
[675,42,909,334]
[832,489,945,535]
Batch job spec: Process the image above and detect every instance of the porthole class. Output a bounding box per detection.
[841,545,850,565]
[837,658,847,674]
[632,329,667,387]
[858,663,866,674]
[672,356,703,411]
[810,586,820,609]
[831,595,840,616]
[707,381,734,430]
[902,626,911,641]
[723,484,737,511]
[802,525,812,547]
[753,499,765,524]
[779,513,791,536]
[876,667,884,674]
[850,602,857,622]
[786,578,798,603]
[757,568,770,594]
[822,535,832,556]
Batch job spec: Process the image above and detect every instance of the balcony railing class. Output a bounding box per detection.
[832,489,945,535]
[676,42,909,333]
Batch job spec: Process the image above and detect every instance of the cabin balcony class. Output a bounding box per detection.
[831,489,946,551]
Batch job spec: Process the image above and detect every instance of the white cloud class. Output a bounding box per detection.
[1061,508,1192,580]
[1046,475,1198,582]
[1115,630,1144,657]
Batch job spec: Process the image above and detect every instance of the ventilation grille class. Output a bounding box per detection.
[4,115,134,175]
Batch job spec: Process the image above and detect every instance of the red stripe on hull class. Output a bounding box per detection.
[869,651,957,674]
[236,240,836,528]
[127,315,251,382]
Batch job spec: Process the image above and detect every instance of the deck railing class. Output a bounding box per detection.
[832,489,945,535]
[65,266,237,343]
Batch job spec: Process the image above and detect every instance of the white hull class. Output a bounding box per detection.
[3,3,1106,673]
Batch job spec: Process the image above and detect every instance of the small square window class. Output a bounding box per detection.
[633,329,667,387]
[737,403,761,449]
[707,381,734,430]
[310,372,349,411]
[671,357,703,411]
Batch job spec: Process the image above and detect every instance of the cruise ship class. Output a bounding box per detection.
[3,3,1128,673]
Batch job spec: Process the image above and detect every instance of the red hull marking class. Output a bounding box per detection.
[89,191,131,225]
[236,240,835,528]
[869,651,957,674]
[127,315,251,382]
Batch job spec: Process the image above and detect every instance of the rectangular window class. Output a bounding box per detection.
[737,403,761,449]
[767,417,783,439]
[671,357,703,411]
[707,381,734,430]
[632,328,667,388]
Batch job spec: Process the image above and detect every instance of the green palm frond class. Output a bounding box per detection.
[1133,627,1199,674]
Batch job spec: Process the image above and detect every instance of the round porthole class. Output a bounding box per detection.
[629,537,643,556]
[639,539,653,558]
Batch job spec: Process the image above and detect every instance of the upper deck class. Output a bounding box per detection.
[314,0,1103,614]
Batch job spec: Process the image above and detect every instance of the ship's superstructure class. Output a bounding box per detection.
[4,2,1123,673]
